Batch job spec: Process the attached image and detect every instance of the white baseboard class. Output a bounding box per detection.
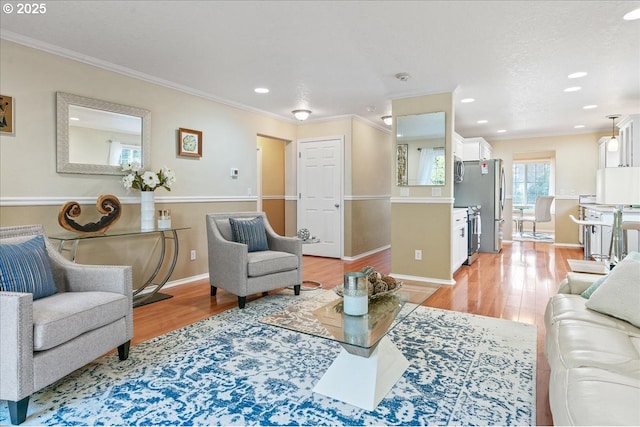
[163,273,210,289]
[342,245,391,261]
[390,273,455,286]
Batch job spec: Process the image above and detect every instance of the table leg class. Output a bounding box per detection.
[133,229,180,307]
[312,336,410,410]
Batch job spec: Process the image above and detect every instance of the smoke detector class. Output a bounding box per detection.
[395,72,411,82]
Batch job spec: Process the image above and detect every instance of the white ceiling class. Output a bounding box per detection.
[1,0,639,140]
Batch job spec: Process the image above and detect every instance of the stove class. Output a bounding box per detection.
[455,205,481,265]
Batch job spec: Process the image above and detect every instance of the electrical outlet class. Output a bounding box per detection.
[415,249,422,260]
[190,250,196,261]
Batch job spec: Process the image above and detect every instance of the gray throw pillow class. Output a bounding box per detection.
[229,217,269,252]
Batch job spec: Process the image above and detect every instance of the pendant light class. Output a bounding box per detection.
[607,115,620,152]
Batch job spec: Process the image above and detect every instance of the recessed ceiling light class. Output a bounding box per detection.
[460,98,475,103]
[477,120,488,124]
[623,7,640,20]
[568,72,587,79]
[564,86,582,92]
[497,129,507,133]
[574,125,585,129]
[583,104,598,109]
[254,87,269,94]
[69,117,80,121]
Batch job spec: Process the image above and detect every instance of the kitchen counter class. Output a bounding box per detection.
[580,204,640,214]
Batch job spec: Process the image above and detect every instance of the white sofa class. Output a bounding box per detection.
[544,254,640,426]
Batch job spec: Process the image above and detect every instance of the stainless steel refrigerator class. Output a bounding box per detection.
[454,159,505,253]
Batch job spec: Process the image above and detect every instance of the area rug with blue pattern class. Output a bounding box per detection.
[0,289,536,426]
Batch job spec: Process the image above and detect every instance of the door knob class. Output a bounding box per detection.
[335,204,340,208]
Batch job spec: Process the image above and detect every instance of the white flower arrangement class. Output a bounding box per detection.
[122,162,176,192]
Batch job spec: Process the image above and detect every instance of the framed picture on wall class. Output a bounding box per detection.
[0,94,15,136]
[178,127,202,157]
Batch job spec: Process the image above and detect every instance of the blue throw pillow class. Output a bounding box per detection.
[580,274,608,299]
[229,217,269,252]
[0,235,58,300]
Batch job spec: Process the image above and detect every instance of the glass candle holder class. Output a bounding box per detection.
[157,209,171,229]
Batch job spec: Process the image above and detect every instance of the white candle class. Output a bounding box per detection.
[343,294,368,316]
[343,272,368,316]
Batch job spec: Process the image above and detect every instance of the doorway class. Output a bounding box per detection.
[257,135,286,235]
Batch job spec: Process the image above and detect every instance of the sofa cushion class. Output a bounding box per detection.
[545,294,640,333]
[247,250,298,277]
[32,291,128,351]
[230,217,269,252]
[549,367,640,426]
[586,257,640,327]
[0,234,58,300]
[550,318,640,376]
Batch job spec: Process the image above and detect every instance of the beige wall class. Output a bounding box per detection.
[348,119,392,257]
[0,40,298,285]
[0,41,392,282]
[257,135,286,235]
[390,93,455,283]
[490,132,606,245]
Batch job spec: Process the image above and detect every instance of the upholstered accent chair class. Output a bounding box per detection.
[0,225,133,425]
[205,212,302,309]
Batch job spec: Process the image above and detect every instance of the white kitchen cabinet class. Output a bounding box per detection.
[584,206,640,257]
[453,132,464,159]
[452,209,468,273]
[462,137,492,161]
[617,114,640,167]
[598,136,620,168]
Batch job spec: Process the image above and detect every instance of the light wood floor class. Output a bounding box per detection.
[132,241,582,426]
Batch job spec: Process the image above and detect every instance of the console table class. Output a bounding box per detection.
[48,227,189,307]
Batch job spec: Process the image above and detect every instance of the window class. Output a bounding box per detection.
[512,161,551,207]
[119,146,141,165]
[108,141,141,166]
[431,148,445,185]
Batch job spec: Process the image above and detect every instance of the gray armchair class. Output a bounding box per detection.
[206,212,302,308]
[0,225,133,425]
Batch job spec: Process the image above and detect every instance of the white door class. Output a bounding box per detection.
[297,137,343,258]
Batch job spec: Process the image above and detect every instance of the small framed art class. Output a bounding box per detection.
[0,94,15,136]
[178,127,202,157]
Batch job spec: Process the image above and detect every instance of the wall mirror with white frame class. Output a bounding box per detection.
[396,111,446,186]
[56,92,151,175]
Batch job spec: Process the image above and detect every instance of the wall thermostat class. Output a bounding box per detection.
[230,168,239,178]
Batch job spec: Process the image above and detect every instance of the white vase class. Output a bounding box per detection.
[140,191,155,231]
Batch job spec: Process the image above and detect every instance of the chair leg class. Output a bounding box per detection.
[210,286,217,296]
[8,396,29,425]
[238,296,246,309]
[294,284,301,295]
[118,340,130,361]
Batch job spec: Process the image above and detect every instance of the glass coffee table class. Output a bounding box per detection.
[260,283,434,410]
